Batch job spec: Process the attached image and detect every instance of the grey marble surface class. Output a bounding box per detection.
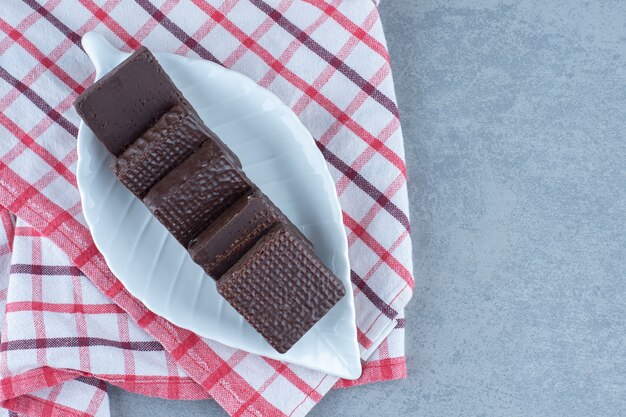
[109,1,626,415]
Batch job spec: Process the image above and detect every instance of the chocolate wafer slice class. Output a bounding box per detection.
[114,103,205,198]
[143,141,252,247]
[189,190,280,278]
[75,47,184,156]
[217,223,346,353]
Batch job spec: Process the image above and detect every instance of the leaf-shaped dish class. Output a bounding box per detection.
[75,32,361,379]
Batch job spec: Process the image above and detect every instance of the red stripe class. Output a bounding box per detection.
[335,357,406,388]
[343,213,414,288]
[263,359,323,402]
[23,0,81,44]
[78,0,140,50]
[0,373,16,400]
[137,310,157,327]
[82,379,107,417]
[6,301,124,314]
[190,0,406,175]
[357,327,372,349]
[40,367,59,388]
[170,333,200,360]
[13,227,42,237]
[104,279,125,298]
[0,67,78,136]
[42,386,61,417]
[0,18,83,94]
[250,0,399,118]
[73,243,99,268]
[0,0,59,54]
[233,389,263,417]
[0,209,14,251]
[200,360,233,390]
[134,0,218,63]
[223,0,293,69]
[4,395,80,417]
[0,166,264,409]
[0,115,76,187]
[7,185,38,214]
[356,229,409,288]
[304,0,390,63]
[102,374,209,399]
[0,369,210,414]
[41,210,74,236]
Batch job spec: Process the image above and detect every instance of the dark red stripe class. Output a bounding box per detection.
[78,0,140,50]
[0,67,78,136]
[319,144,410,231]
[304,0,390,63]
[0,18,84,95]
[124,3,409,234]
[23,0,81,45]
[6,301,125,314]
[395,318,405,329]
[250,0,399,118]
[10,263,82,276]
[351,271,397,319]
[344,214,414,288]
[0,337,164,352]
[76,375,107,392]
[134,0,219,64]
[190,0,406,174]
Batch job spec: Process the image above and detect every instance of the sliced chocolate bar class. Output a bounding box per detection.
[75,45,347,354]
[114,103,241,199]
[143,141,252,247]
[75,47,183,156]
[217,223,346,353]
[114,103,204,198]
[189,190,280,278]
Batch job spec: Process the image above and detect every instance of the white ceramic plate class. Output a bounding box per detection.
[76,32,361,379]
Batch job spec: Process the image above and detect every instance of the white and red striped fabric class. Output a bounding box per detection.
[0,1,413,416]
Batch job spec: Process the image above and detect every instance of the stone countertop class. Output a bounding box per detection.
[110,1,626,415]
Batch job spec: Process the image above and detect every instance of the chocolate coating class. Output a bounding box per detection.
[143,141,252,247]
[189,190,280,278]
[74,47,183,156]
[217,223,346,353]
[114,103,206,198]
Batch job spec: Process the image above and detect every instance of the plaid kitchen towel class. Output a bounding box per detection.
[0,0,413,416]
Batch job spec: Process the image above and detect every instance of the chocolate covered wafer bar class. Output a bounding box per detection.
[217,223,346,353]
[189,190,280,278]
[143,140,252,247]
[115,103,241,199]
[75,47,184,156]
[114,103,204,198]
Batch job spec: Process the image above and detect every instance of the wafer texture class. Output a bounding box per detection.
[218,224,346,353]
[143,142,252,247]
[114,103,207,198]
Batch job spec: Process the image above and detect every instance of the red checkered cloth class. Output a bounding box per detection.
[0,1,413,416]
